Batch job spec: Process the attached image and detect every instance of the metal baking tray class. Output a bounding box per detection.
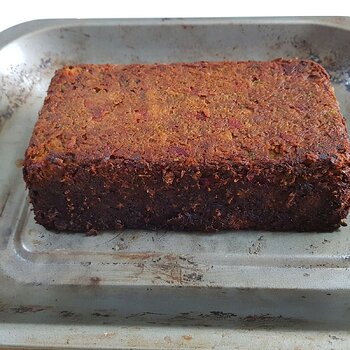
[1,17,350,349]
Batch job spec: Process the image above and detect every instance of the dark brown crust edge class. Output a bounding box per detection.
[23,152,350,232]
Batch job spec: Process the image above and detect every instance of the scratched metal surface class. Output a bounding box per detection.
[1,17,350,349]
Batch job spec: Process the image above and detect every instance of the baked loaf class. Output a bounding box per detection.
[23,60,350,232]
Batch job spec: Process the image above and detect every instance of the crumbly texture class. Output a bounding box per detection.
[23,59,350,232]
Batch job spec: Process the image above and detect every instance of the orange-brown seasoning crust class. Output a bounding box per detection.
[23,60,350,231]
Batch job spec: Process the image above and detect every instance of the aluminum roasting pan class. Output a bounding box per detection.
[1,17,350,349]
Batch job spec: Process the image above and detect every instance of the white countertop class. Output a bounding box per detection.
[1,0,349,33]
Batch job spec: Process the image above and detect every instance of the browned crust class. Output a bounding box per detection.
[23,60,350,232]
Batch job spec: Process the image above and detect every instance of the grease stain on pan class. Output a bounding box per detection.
[10,305,52,313]
[60,310,76,317]
[290,37,350,91]
[248,235,266,255]
[0,63,40,127]
[90,276,102,285]
[182,335,193,341]
[147,254,203,285]
[121,310,309,330]
[91,312,110,318]
[0,51,77,129]
[111,252,204,285]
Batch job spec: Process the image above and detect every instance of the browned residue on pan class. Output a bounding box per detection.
[90,276,102,285]
[113,252,204,285]
[114,252,161,260]
[10,305,52,313]
[182,335,193,341]
[15,158,24,168]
